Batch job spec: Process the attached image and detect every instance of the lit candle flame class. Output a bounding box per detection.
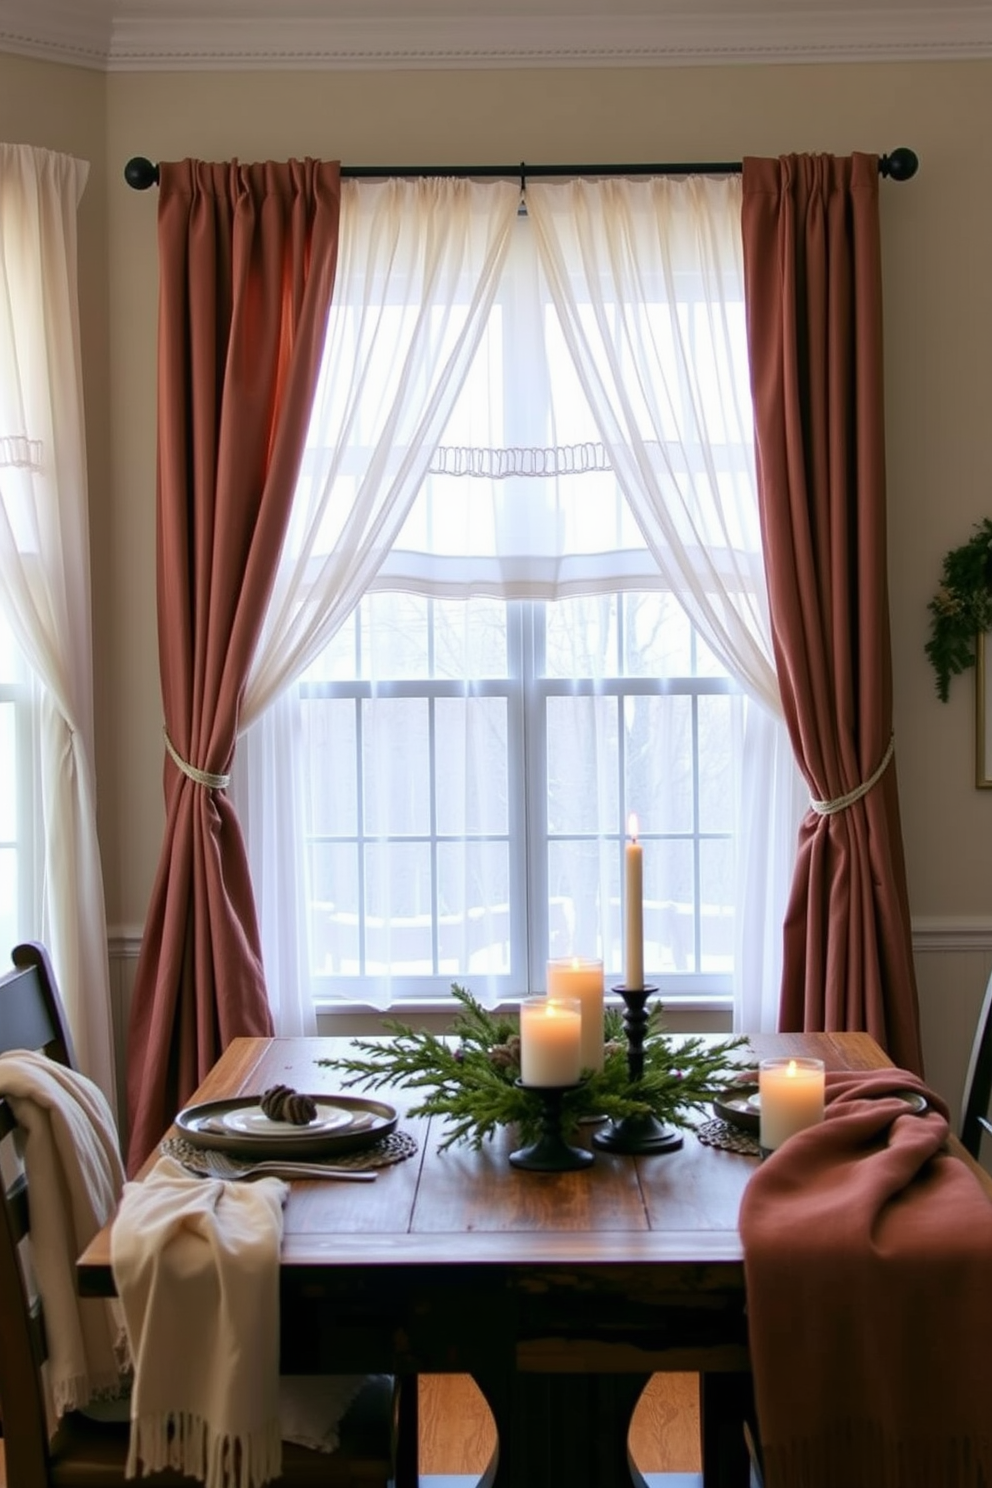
[787,1059,797,1078]
[627,812,639,842]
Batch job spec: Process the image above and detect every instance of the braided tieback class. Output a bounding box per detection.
[259,1084,318,1125]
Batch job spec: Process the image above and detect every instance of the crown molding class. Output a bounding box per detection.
[1,4,992,72]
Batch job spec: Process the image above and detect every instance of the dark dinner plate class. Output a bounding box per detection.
[712,1083,760,1134]
[175,1093,398,1159]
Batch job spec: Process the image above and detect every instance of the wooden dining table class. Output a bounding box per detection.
[77,1028,976,1488]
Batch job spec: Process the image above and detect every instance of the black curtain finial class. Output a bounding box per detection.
[124,157,159,190]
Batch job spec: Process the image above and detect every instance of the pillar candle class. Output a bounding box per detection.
[519,997,583,1088]
[758,1057,826,1151]
[547,958,604,1072]
[624,814,644,991]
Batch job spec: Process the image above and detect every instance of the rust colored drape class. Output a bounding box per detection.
[125,159,341,1171]
[741,153,923,1074]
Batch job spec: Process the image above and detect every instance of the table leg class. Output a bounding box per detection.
[393,1371,420,1488]
[699,1372,754,1488]
[471,1370,650,1488]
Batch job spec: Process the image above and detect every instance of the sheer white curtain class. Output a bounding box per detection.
[235,172,804,1031]
[0,145,115,1101]
[231,177,520,1029]
[525,175,804,1030]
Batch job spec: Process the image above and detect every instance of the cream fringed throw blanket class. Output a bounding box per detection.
[110,1155,368,1488]
[111,1155,288,1488]
[739,1068,992,1488]
[0,1050,130,1423]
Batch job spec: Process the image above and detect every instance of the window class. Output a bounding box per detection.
[0,610,38,954]
[237,176,795,1028]
[300,590,739,1005]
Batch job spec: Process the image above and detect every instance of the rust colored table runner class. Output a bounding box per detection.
[740,1068,992,1488]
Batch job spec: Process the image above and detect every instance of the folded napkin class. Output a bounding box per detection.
[740,1067,992,1488]
[0,1049,130,1424]
[111,1155,369,1488]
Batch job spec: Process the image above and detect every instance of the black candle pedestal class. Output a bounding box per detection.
[592,985,684,1156]
[509,1082,594,1172]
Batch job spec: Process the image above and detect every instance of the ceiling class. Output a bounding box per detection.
[0,0,989,71]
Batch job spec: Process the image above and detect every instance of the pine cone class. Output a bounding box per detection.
[489,1034,521,1072]
[259,1084,318,1125]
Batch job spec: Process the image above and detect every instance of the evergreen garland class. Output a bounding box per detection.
[319,985,749,1151]
[926,518,992,702]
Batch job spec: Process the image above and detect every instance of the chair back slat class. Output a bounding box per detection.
[0,946,77,1488]
[961,969,992,1160]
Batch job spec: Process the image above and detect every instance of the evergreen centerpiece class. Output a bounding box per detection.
[319,985,748,1152]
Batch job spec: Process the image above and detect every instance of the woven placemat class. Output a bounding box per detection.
[161,1128,418,1174]
[695,1117,760,1156]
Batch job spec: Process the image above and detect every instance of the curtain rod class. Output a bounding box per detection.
[123,148,919,191]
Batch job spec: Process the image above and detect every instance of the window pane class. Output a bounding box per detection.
[623,592,693,677]
[303,698,357,836]
[365,840,433,973]
[363,699,430,836]
[437,839,511,974]
[362,593,429,679]
[546,837,618,964]
[435,697,508,836]
[645,837,696,973]
[624,694,694,836]
[547,695,619,835]
[309,842,359,974]
[434,597,508,679]
[545,596,618,679]
[700,837,735,973]
[698,694,737,835]
[0,702,15,840]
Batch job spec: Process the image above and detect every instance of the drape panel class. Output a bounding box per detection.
[125,159,342,1170]
[0,144,116,1106]
[741,153,923,1073]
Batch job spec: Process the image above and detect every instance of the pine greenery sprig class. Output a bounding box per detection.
[925,518,992,702]
[319,985,749,1151]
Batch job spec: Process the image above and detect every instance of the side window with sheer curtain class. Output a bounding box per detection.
[0,611,36,953]
[239,176,781,1021]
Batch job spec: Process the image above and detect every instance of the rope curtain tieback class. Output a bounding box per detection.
[809,734,895,817]
[162,727,231,790]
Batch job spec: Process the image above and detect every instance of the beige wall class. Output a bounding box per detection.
[3,50,992,1109]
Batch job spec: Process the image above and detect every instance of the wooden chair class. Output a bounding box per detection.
[960,965,992,1161]
[0,941,401,1488]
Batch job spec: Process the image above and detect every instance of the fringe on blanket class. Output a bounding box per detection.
[762,1423,992,1488]
[126,1410,284,1488]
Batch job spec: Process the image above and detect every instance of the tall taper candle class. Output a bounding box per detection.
[625,814,644,991]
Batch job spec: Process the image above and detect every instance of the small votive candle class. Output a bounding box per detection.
[519,997,583,1088]
[758,1057,826,1151]
[547,958,604,1073]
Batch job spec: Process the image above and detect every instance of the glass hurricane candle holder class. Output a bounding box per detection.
[758,1057,825,1154]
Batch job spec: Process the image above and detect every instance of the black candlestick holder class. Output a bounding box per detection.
[592,985,684,1155]
[509,1081,594,1172]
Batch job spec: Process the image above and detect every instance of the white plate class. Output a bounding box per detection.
[220,1102,361,1137]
